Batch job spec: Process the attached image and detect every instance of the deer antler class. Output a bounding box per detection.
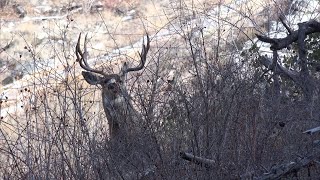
[76,33,107,76]
[122,33,150,74]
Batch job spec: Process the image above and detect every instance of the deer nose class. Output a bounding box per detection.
[108,84,119,94]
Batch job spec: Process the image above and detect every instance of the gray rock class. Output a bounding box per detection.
[13,4,27,18]
[2,76,14,85]
[34,5,52,14]
[90,1,104,13]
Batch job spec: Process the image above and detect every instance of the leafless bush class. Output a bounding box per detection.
[0,0,9,9]
[1,0,320,179]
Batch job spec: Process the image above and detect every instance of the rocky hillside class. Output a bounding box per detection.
[0,0,315,117]
[0,0,281,87]
[0,0,169,85]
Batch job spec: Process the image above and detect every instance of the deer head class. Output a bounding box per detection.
[75,33,150,138]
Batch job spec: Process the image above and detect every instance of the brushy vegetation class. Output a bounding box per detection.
[1,0,320,179]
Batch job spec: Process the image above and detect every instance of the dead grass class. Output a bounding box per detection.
[0,6,18,20]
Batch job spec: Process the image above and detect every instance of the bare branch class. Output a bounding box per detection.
[259,56,299,82]
[298,22,308,75]
[279,16,292,34]
[180,152,215,168]
[270,50,278,71]
[303,126,320,135]
[256,20,320,50]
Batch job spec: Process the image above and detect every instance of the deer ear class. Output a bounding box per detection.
[82,71,102,85]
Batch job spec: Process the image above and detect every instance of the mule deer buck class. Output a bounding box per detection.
[76,33,150,139]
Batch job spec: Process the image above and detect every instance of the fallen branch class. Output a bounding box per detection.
[255,150,320,180]
[180,152,215,168]
[303,126,320,135]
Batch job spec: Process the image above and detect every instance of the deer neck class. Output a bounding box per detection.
[101,88,134,137]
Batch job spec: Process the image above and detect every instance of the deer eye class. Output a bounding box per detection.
[108,84,115,90]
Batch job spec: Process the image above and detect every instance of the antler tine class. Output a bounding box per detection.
[124,33,150,74]
[76,33,107,76]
